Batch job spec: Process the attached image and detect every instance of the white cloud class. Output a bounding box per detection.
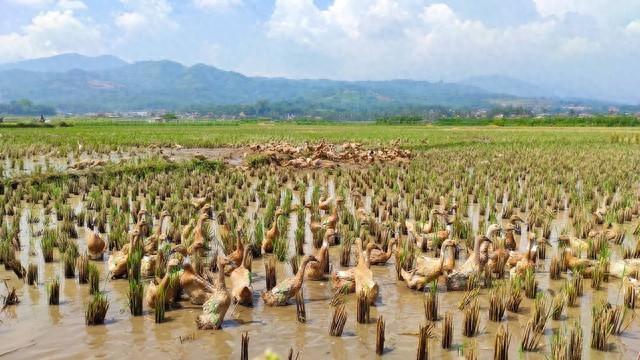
[267,1,571,79]
[627,20,640,34]
[266,1,628,70]
[421,3,456,25]
[115,0,176,34]
[194,0,242,10]
[0,10,101,61]
[268,0,418,44]
[532,0,640,25]
[262,0,640,103]
[115,12,146,31]
[557,36,600,56]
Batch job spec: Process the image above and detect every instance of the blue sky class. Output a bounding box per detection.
[1,0,639,103]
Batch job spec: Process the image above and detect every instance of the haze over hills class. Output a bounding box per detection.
[460,75,551,99]
[0,54,631,118]
[0,54,129,73]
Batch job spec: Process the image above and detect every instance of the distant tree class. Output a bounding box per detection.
[375,115,423,124]
[254,100,271,116]
[0,99,55,116]
[162,113,178,121]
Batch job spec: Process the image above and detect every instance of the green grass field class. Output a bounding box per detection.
[2,120,640,153]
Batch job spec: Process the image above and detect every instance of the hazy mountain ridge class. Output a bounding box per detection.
[0,53,129,73]
[461,75,550,98]
[0,54,624,116]
[0,54,509,112]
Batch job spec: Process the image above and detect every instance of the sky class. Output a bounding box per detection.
[0,0,639,103]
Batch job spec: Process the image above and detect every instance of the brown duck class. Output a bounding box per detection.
[262,255,317,306]
[230,248,254,306]
[143,210,171,254]
[354,240,379,305]
[307,240,330,280]
[197,256,232,330]
[402,239,457,290]
[367,238,397,266]
[87,229,106,260]
[262,209,285,254]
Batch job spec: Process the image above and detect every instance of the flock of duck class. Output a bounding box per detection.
[73,193,640,332]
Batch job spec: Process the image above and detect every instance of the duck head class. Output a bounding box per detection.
[509,214,525,224]
[485,224,502,238]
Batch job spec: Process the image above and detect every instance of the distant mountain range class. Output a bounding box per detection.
[0,53,627,116]
[0,53,128,73]
[460,75,550,99]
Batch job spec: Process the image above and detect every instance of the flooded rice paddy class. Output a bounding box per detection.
[1,142,640,359]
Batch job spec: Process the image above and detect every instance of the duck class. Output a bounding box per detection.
[145,258,181,309]
[310,219,323,239]
[261,255,318,306]
[331,238,372,293]
[592,207,607,224]
[180,219,196,244]
[508,214,526,235]
[143,210,171,255]
[326,197,344,230]
[356,208,370,227]
[441,241,457,273]
[558,234,589,253]
[197,256,232,330]
[563,248,595,277]
[587,224,624,243]
[262,209,285,254]
[603,225,625,244]
[189,211,211,255]
[180,263,215,305]
[318,196,334,211]
[421,226,451,252]
[135,209,150,237]
[420,209,442,234]
[307,240,330,280]
[459,224,501,274]
[325,227,340,246]
[445,224,501,291]
[354,240,379,305]
[217,211,234,247]
[487,246,510,277]
[367,238,397,266]
[230,248,254,306]
[225,231,246,274]
[508,242,538,278]
[609,258,640,279]
[191,196,208,209]
[503,223,518,251]
[87,229,106,260]
[402,239,457,290]
[141,254,157,277]
[107,229,141,278]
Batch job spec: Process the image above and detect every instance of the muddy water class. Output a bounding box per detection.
[1,209,640,359]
